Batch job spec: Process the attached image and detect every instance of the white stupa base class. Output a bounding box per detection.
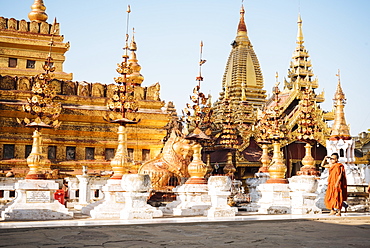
[205,176,237,217]
[244,173,270,212]
[120,174,163,220]
[163,184,211,216]
[289,175,321,215]
[120,192,163,220]
[257,183,291,214]
[82,179,125,219]
[290,191,321,214]
[1,179,73,220]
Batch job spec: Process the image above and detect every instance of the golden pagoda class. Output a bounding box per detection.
[208,5,267,179]
[0,1,171,178]
[213,5,266,120]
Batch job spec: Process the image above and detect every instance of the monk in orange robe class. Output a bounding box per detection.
[322,153,347,216]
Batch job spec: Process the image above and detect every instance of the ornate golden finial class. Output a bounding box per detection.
[237,4,247,33]
[297,13,304,45]
[28,0,48,23]
[334,69,345,101]
[126,27,144,86]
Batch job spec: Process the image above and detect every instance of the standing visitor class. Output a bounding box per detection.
[321,153,347,216]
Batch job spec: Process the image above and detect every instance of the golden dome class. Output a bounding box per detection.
[28,0,48,23]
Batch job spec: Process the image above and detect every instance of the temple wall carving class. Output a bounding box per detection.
[0,16,60,35]
[0,75,170,176]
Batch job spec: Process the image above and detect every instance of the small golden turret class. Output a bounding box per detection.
[28,0,48,23]
[285,14,318,90]
[330,70,350,139]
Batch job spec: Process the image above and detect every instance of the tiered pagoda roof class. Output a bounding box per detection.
[213,5,266,127]
[262,15,332,146]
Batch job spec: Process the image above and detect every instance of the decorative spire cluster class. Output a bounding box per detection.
[105,5,141,123]
[296,87,319,141]
[256,79,287,143]
[183,41,212,132]
[17,19,61,129]
[285,14,319,91]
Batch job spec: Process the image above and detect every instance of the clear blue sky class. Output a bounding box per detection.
[2,0,370,135]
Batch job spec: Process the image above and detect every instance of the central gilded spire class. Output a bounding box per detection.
[213,5,266,126]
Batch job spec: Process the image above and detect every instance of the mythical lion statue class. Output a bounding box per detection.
[138,130,193,191]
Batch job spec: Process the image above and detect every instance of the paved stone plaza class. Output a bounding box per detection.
[1,213,370,248]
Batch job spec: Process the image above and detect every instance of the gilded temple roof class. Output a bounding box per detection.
[213,5,266,126]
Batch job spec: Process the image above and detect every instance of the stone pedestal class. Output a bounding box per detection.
[205,176,237,218]
[82,179,125,219]
[244,172,270,212]
[74,174,91,210]
[257,183,291,214]
[120,174,162,220]
[289,175,321,214]
[162,184,211,216]
[1,179,73,220]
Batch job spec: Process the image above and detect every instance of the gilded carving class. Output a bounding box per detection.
[62,81,76,95]
[40,22,49,34]
[134,86,144,100]
[19,19,28,32]
[17,77,31,91]
[8,18,17,30]
[50,79,62,94]
[77,82,90,97]
[0,17,6,29]
[0,76,16,90]
[30,21,39,33]
[92,83,105,97]
[146,82,160,101]
[106,84,116,98]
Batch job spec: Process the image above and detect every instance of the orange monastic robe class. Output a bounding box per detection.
[325,162,347,210]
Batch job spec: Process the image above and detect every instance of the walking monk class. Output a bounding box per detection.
[321,153,347,216]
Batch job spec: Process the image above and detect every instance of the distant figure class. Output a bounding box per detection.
[321,153,347,216]
[5,171,14,177]
[62,181,69,207]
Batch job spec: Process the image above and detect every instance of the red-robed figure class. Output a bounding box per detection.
[321,153,347,216]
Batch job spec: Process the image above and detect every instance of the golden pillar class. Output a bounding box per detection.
[223,150,236,178]
[258,144,270,173]
[109,125,132,180]
[266,142,288,184]
[185,142,208,184]
[25,129,50,179]
[297,143,319,176]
